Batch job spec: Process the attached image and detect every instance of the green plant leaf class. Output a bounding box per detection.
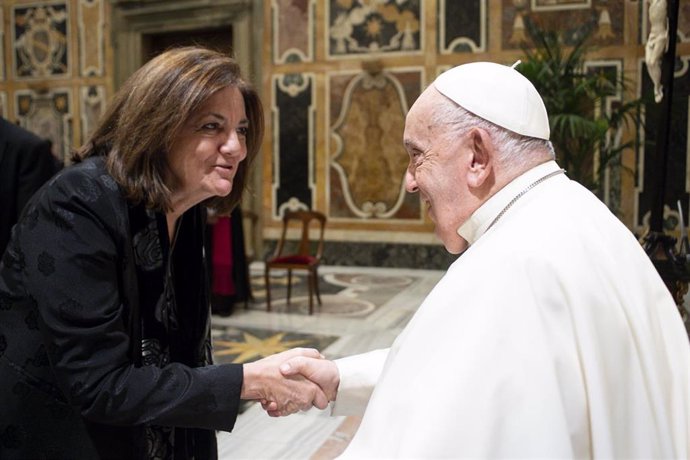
[517,20,643,206]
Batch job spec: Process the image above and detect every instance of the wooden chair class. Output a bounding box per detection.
[264,210,326,315]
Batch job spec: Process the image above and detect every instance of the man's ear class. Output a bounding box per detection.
[466,128,493,188]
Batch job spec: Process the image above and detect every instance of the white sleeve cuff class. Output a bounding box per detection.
[331,348,389,416]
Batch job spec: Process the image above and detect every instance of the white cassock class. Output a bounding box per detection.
[333,160,690,459]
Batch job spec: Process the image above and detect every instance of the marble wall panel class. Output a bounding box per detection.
[327,0,422,58]
[272,73,315,217]
[80,85,105,140]
[328,68,422,220]
[637,56,690,232]
[681,2,690,42]
[503,0,622,49]
[15,88,72,163]
[78,0,104,76]
[12,2,70,79]
[439,0,486,53]
[272,0,313,63]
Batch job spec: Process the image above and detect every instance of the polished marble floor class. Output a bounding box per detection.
[212,263,445,459]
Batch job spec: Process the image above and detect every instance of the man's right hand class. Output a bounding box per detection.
[261,356,340,417]
[241,348,330,416]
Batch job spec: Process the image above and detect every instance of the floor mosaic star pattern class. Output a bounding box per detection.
[211,326,338,365]
[213,331,311,363]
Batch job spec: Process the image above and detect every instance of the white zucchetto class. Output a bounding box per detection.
[433,62,551,141]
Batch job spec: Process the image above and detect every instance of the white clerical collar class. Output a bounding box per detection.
[457,160,562,245]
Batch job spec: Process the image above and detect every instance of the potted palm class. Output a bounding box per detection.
[516,21,642,210]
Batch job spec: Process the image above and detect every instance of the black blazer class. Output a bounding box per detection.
[0,157,243,459]
[0,117,58,256]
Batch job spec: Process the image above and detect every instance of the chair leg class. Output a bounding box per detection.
[286,269,292,305]
[313,268,322,305]
[307,270,314,315]
[264,266,272,312]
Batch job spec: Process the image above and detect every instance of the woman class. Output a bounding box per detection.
[0,47,326,459]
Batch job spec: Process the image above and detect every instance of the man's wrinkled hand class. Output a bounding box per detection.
[241,348,329,416]
[261,355,340,417]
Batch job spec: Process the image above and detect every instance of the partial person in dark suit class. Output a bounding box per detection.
[0,116,59,255]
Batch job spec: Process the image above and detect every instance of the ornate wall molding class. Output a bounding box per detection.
[78,0,104,76]
[326,0,423,59]
[272,0,314,64]
[12,3,70,80]
[504,0,622,49]
[80,84,105,140]
[327,67,422,221]
[15,88,73,162]
[531,0,591,12]
[439,0,486,54]
[271,73,316,218]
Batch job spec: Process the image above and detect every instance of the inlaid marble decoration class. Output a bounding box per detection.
[80,85,105,142]
[328,68,422,220]
[272,73,315,218]
[12,3,70,79]
[327,0,422,58]
[503,0,622,49]
[78,0,104,76]
[272,0,313,63]
[531,0,591,11]
[636,56,690,232]
[439,0,486,53]
[15,88,72,163]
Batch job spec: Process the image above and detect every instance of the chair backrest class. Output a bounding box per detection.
[274,210,327,260]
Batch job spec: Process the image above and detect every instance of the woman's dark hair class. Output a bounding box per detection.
[73,46,264,213]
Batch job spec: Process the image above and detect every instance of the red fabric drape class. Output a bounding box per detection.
[211,216,236,296]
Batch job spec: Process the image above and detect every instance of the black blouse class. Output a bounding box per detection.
[0,156,243,459]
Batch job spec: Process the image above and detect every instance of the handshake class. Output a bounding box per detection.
[241,348,339,417]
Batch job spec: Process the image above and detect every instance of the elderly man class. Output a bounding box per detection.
[274,62,690,458]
